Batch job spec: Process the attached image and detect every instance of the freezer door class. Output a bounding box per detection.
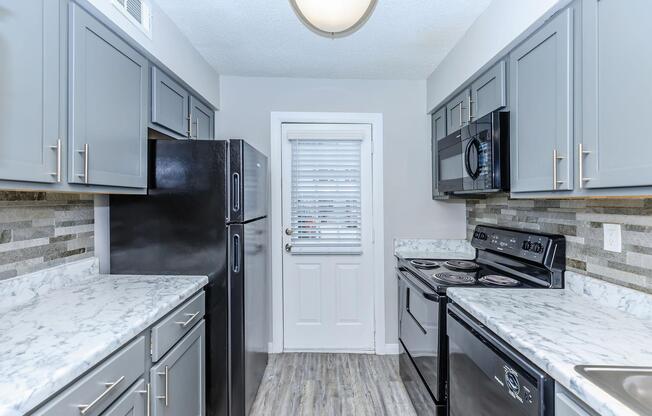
[229,139,268,222]
[228,219,269,416]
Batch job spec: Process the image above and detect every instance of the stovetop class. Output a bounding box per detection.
[400,257,542,293]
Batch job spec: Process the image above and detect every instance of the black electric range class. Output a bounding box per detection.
[397,225,565,416]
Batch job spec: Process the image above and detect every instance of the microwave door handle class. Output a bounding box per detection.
[464,138,480,180]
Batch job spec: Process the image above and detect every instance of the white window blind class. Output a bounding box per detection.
[290,138,362,254]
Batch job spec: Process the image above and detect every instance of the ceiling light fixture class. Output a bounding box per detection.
[290,0,378,38]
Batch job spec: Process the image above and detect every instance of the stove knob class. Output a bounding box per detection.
[522,241,532,251]
[532,243,544,253]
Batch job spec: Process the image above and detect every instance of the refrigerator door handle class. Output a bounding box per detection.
[232,172,241,213]
[232,234,241,273]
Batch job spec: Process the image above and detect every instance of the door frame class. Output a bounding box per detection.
[270,112,386,354]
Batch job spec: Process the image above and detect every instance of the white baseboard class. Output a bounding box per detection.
[375,343,399,355]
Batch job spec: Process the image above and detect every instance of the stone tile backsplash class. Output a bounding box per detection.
[467,196,652,293]
[0,192,94,281]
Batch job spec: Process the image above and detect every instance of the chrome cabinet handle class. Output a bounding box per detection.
[77,375,125,415]
[578,143,592,189]
[468,93,474,122]
[458,102,463,127]
[552,149,565,190]
[174,311,200,327]
[77,143,89,184]
[187,115,192,138]
[137,383,151,416]
[156,365,169,407]
[49,139,62,182]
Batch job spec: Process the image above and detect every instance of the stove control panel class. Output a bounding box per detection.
[472,226,550,263]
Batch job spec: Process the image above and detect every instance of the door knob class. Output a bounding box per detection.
[285,243,292,252]
[285,228,293,236]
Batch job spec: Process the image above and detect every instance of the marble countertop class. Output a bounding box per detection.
[0,271,208,416]
[447,287,652,416]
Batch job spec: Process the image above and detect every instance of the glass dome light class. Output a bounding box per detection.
[290,0,378,38]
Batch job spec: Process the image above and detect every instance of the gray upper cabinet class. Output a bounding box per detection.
[189,97,215,140]
[446,89,470,133]
[69,3,148,189]
[580,0,652,189]
[471,61,506,120]
[152,67,190,138]
[509,8,574,193]
[0,0,63,184]
[151,320,206,416]
[431,108,448,199]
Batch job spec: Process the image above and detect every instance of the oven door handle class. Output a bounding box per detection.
[396,268,441,302]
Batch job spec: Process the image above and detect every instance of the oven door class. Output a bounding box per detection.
[437,130,464,193]
[447,304,554,416]
[398,268,446,403]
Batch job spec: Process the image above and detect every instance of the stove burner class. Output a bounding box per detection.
[410,259,440,269]
[444,260,479,272]
[479,275,521,287]
[432,272,476,285]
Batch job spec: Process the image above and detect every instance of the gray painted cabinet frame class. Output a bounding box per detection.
[69,3,148,189]
[509,8,574,193]
[189,97,215,140]
[446,89,470,133]
[152,67,191,138]
[580,0,652,190]
[0,0,64,184]
[471,61,506,120]
[431,108,449,199]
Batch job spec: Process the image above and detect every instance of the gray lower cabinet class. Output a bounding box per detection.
[102,379,148,416]
[151,321,206,416]
[579,0,652,189]
[69,3,148,189]
[509,8,574,193]
[189,97,215,140]
[471,61,506,120]
[446,89,470,133]
[431,108,448,199]
[555,384,599,416]
[0,0,64,184]
[152,67,190,138]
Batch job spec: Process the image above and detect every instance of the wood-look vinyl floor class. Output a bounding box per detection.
[250,353,417,416]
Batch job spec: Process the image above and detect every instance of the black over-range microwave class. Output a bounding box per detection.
[438,111,509,194]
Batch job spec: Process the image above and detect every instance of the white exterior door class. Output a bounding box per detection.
[281,123,375,352]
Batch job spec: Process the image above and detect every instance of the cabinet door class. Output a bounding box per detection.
[0,0,62,183]
[189,97,215,140]
[102,379,148,416]
[152,67,190,138]
[70,3,148,188]
[471,61,506,120]
[510,8,573,193]
[431,108,448,199]
[446,89,470,133]
[151,320,205,416]
[581,0,652,189]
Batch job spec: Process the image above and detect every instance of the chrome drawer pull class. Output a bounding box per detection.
[77,375,125,415]
[174,311,200,327]
[137,383,151,416]
[156,365,169,406]
[49,139,62,182]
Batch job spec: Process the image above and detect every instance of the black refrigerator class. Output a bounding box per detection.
[109,139,269,416]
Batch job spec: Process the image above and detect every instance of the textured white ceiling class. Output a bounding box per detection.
[155,0,492,80]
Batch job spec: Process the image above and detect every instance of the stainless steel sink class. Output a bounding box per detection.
[575,365,652,415]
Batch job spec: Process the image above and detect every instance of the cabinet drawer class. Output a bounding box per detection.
[34,337,145,416]
[151,291,205,362]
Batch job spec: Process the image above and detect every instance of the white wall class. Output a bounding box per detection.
[217,76,467,346]
[426,0,564,111]
[84,0,220,108]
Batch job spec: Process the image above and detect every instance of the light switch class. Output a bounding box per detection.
[603,224,622,253]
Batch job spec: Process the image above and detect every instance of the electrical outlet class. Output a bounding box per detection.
[603,224,622,253]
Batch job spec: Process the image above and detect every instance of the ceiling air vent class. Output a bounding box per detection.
[113,0,152,37]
